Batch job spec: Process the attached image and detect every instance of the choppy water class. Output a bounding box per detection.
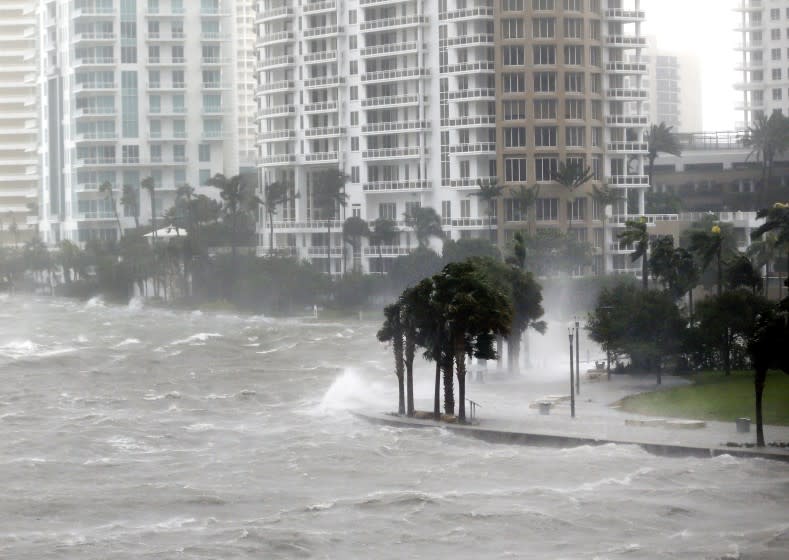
[0,295,787,559]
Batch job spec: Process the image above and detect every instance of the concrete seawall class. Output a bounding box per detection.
[352,411,789,463]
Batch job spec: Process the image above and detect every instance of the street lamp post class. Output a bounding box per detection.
[568,328,575,418]
[575,316,580,395]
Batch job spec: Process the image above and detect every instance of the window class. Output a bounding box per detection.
[503,100,526,120]
[442,200,451,219]
[460,200,471,219]
[566,126,585,147]
[565,72,585,93]
[564,45,583,65]
[504,199,525,222]
[502,46,525,66]
[564,18,583,39]
[351,166,360,183]
[460,161,470,178]
[502,19,524,39]
[535,156,558,182]
[533,45,556,65]
[534,99,557,119]
[351,137,359,151]
[148,46,160,63]
[173,144,186,162]
[591,127,603,147]
[533,0,554,10]
[149,95,161,113]
[122,145,139,163]
[502,0,524,10]
[379,202,396,220]
[199,170,211,185]
[565,99,585,119]
[534,127,557,147]
[198,144,210,162]
[350,112,358,126]
[772,48,781,61]
[773,68,782,80]
[534,72,556,92]
[773,88,783,100]
[564,0,582,10]
[772,28,781,40]
[350,86,358,100]
[532,18,555,39]
[172,70,185,88]
[535,198,559,221]
[350,60,358,75]
[150,144,161,163]
[502,157,526,182]
[771,8,780,21]
[348,9,356,24]
[503,72,525,92]
[504,127,527,147]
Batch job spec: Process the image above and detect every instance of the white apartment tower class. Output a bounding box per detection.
[256,0,649,276]
[0,1,39,246]
[38,0,240,245]
[736,0,789,126]
[233,0,259,170]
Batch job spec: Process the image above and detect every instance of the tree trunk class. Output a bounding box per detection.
[268,209,275,255]
[642,250,648,290]
[496,336,504,370]
[455,336,467,423]
[724,328,731,376]
[405,334,415,416]
[394,334,405,415]
[326,224,332,274]
[716,245,723,298]
[601,217,607,275]
[434,348,441,421]
[507,332,520,375]
[755,367,766,447]
[442,351,454,416]
[688,288,694,328]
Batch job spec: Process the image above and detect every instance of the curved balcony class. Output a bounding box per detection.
[303,50,338,64]
[359,15,427,32]
[255,80,295,95]
[606,88,648,101]
[256,31,294,47]
[441,115,496,128]
[303,101,338,113]
[304,126,345,138]
[360,120,429,134]
[260,154,297,166]
[442,34,494,48]
[302,1,337,14]
[363,180,432,193]
[362,146,425,160]
[607,141,648,154]
[361,94,423,108]
[255,6,293,24]
[303,76,345,89]
[605,35,647,48]
[304,151,339,163]
[360,42,418,58]
[259,55,296,70]
[303,25,343,39]
[445,88,495,101]
[604,9,645,22]
[439,7,494,21]
[361,67,429,84]
[449,142,495,154]
[441,61,495,75]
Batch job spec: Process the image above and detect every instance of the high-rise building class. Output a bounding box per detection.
[256,0,649,277]
[38,0,240,245]
[232,0,258,171]
[735,0,789,126]
[0,1,39,246]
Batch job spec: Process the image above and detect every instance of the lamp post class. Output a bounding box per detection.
[575,316,580,395]
[568,328,575,418]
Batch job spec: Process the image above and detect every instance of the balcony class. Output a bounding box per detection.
[607,141,648,154]
[605,35,647,48]
[439,7,494,21]
[303,1,336,14]
[72,7,114,18]
[363,180,432,193]
[271,220,343,231]
[201,32,229,41]
[74,107,116,118]
[73,57,116,69]
[441,61,495,74]
[303,50,338,64]
[362,147,424,160]
[259,55,296,70]
[361,94,423,108]
[449,142,495,154]
[74,32,116,43]
[255,6,293,22]
[442,115,496,128]
[259,104,295,117]
[605,115,649,126]
[74,82,117,93]
[255,80,295,95]
[361,120,429,134]
[303,76,345,89]
[606,175,649,187]
[604,9,645,21]
[75,132,117,142]
[445,88,495,101]
[359,15,427,32]
[361,67,429,84]
[303,101,338,113]
[303,25,343,39]
[259,154,297,166]
[256,31,293,46]
[448,177,497,189]
[304,151,339,163]
[606,88,648,100]
[304,126,345,138]
[360,42,418,58]
[363,246,411,257]
[442,34,494,48]
[257,130,296,141]
[605,61,647,74]
[308,246,344,257]
[735,0,762,12]
[444,217,495,229]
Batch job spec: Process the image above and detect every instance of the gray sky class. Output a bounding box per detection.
[641,0,740,131]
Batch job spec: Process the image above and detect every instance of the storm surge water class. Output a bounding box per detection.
[0,296,787,559]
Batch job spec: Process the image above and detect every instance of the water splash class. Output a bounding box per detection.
[318,368,393,413]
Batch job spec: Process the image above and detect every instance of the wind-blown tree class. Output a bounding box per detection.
[743,112,788,193]
[263,180,297,255]
[99,181,123,239]
[207,173,261,261]
[141,176,157,239]
[369,217,397,275]
[121,184,140,229]
[470,177,504,241]
[56,240,83,283]
[433,260,513,422]
[405,206,444,249]
[312,168,349,274]
[591,184,621,274]
[689,224,728,297]
[747,298,789,446]
[512,184,540,236]
[552,161,594,231]
[646,122,682,189]
[748,232,783,298]
[398,289,420,416]
[443,238,501,265]
[652,244,699,324]
[751,202,789,296]
[342,216,370,273]
[377,302,405,415]
[726,254,762,294]
[618,218,649,290]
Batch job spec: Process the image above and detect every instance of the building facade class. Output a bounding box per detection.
[256,0,649,276]
[232,0,258,171]
[0,1,39,246]
[736,0,789,126]
[38,0,240,245]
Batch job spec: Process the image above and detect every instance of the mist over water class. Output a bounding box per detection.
[1,296,787,559]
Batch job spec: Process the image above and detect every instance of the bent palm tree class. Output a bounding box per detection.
[141,176,156,240]
[513,184,540,236]
[263,180,297,255]
[121,184,140,229]
[406,206,444,249]
[552,161,593,232]
[618,218,649,290]
[743,113,788,193]
[591,183,621,275]
[369,218,397,275]
[470,178,503,241]
[342,216,370,273]
[377,302,405,415]
[646,122,682,189]
[313,168,349,273]
[751,202,789,297]
[99,181,123,239]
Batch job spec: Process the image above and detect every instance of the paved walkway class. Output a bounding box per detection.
[359,371,789,462]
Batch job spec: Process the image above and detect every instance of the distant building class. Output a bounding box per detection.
[38,0,241,245]
[0,1,39,246]
[232,0,257,171]
[735,0,789,126]
[255,0,650,277]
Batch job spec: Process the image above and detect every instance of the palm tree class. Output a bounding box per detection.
[8,214,19,248]
[377,302,405,415]
[726,255,762,294]
[617,218,649,290]
[751,202,789,297]
[689,224,726,297]
[99,181,123,239]
[512,184,540,236]
[312,168,349,274]
[748,232,782,298]
[141,176,157,240]
[591,183,621,275]
[56,240,81,283]
[207,173,262,261]
[398,289,419,416]
[470,177,504,241]
[369,218,397,275]
[405,206,443,249]
[263,180,297,255]
[552,160,594,232]
[342,216,370,273]
[646,123,682,189]
[121,184,140,229]
[743,113,788,193]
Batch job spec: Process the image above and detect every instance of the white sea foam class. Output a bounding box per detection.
[318,368,393,413]
[170,332,223,346]
[126,296,145,312]
[85,295,105,308]
[114,338,141,348]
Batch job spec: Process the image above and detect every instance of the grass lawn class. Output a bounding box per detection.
[618,370,789,426]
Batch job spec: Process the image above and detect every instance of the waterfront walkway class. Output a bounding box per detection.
[354,372,789,462]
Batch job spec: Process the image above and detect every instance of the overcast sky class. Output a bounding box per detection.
[641,0,740,131]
